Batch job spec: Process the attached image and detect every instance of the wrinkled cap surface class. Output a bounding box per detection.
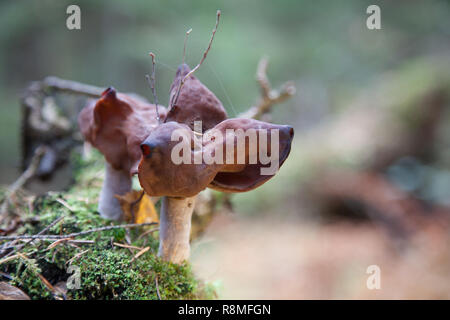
[78,87,167,174]
[166,64,227,132]
[207,118,294,192]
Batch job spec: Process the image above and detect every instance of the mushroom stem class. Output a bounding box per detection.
[98,163,132,220]
[158,195,196,264]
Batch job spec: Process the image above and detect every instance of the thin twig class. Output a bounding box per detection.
[55,198,76,212]
[171,10,221,108]
[61,239,95,245]
[37,273,55,293]
[137,227,160,240]
[131,246,150,262]
[46,238,75,250]
[182,28,193,66]
[170,28,193,108]
[16,252,56,295]
[0,216,65,258]
[155,275,161,300]
[37,216,65,235]
[0,253,24,265]
[1,238,94,249]
[0,222,158,241]
[1,146,46,217]
[145,52,161,124]
[113,242,144,251]
[8,146,45,192]
[66,249,89,265]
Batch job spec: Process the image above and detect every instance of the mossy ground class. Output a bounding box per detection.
[0,151,216,300]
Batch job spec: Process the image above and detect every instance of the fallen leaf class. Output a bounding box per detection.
[116,190,158,224]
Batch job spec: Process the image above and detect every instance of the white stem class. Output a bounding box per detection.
[158,196,196,264]
[98,163,132,220]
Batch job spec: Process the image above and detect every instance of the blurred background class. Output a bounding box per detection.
[1,0,449,299]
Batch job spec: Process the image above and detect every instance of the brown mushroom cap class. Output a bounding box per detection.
[207,118,294,192]
[138,121,221,197]
[165,64,227,132]
[137,118,294,197]
[78,87,167,174]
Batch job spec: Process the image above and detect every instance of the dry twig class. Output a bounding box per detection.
[145,52,161,123]
[66,249,89,265]
[15,252,57,296]
[0,222,157,241]
[55,198,76,212]
[171,10,221,108]
[131,246,150,262]
[137,227,160,240]
[0,215,65,258]
[1,146,46,218]
[0,253,26,265]
[39,76,104,98]
[113,242,144,251]
[182,28,193,66]
[155,275,162,300]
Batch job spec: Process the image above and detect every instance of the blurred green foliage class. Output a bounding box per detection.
[0,0,449,185]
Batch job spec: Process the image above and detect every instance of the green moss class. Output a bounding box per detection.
[1,150,216,300]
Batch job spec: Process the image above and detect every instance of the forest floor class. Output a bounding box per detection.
[0,152,215,300]
[192,213,450,299]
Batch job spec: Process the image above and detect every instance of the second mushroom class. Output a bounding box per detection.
[138,64,294,263]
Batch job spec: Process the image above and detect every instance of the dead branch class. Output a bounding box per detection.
[239,56,296,120]
[38,76,104,98]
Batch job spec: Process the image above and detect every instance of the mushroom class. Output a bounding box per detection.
[137,64,294,263]
[78,87,166,220]
[166,63,227,132]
